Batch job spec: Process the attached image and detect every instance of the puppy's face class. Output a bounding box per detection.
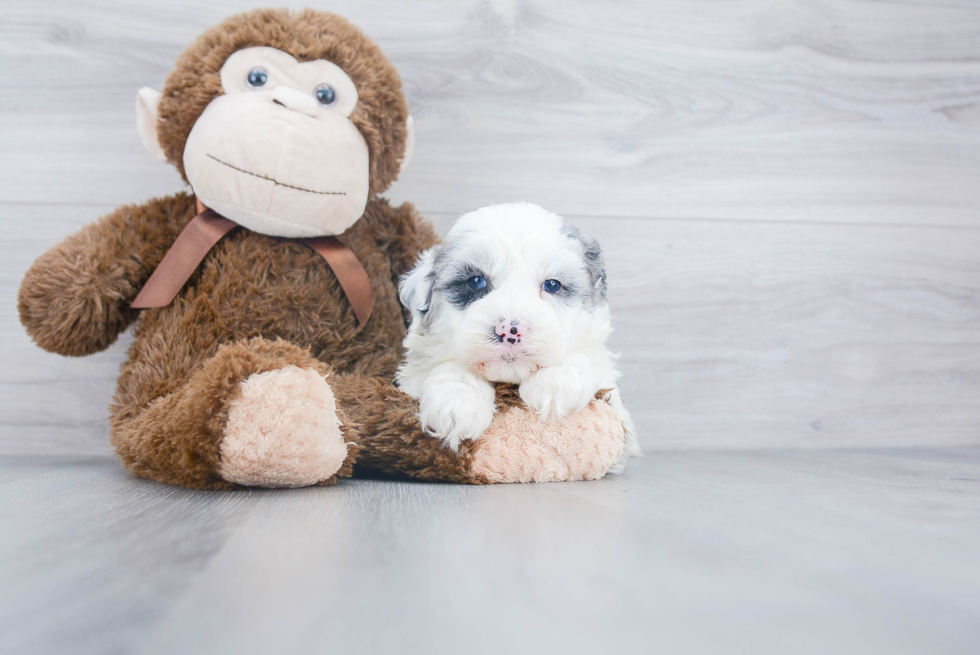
[400,203,609,384]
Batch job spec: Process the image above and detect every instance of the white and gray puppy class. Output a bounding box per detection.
[397,203,639,467]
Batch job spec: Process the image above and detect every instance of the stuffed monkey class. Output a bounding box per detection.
[18,9,626,490]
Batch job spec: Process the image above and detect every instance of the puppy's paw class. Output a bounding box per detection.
[519,363,597,422]
[419,373,496,451]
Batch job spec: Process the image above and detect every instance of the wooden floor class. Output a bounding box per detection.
[2,449,979,655]
[3,1,980,653]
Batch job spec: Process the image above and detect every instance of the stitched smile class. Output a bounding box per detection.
[207,154,346,196]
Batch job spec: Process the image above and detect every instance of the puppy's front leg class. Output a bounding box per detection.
[419,361,497,451]
[519,353,598,422]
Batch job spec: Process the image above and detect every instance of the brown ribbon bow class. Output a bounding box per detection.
[131,198,375,327]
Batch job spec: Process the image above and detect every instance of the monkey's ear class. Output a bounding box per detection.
[135,87,168,163]
[398,115,415,176]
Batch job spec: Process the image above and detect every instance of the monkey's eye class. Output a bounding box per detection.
[468,276,487,290]
[315,84,337,106]
[246,67,268,89]
[542,279,562,294]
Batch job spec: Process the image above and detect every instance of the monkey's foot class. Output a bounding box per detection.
[470,394,626,483]
[219,366,348,487]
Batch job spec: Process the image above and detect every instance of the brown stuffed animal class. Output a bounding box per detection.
[17,8,626,490]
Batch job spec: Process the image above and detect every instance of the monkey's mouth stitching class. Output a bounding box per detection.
[206,154,346,196]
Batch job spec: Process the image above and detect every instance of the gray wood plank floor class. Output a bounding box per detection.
[3,2,980,653]
[2,449,979,655]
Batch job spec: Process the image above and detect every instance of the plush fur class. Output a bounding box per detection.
[17,9,628,490]
[220,366,349,487]
[97,191,430,490]
[157,9,410,193]
[332,379,625,484]
[472,391,626,483]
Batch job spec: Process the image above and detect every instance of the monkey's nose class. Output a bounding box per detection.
[271,86,319,117]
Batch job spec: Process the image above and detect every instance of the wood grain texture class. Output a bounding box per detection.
[1,0,980,223]
[5,204,979,454]
[2,449,979,655]
[2,0,980,452]
[3,4,980,652]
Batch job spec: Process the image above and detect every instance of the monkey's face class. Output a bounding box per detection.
[186,47,370,238]
[139,46,385,238]
[138,10,415,234]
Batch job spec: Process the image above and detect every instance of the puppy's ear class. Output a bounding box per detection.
[399,247,437,323]
[562,221,607,304]
[580,233,607,304]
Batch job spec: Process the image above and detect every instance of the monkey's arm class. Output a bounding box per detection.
[331,375,627,484]
[18,192,196,356]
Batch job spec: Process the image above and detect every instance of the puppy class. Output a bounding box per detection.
[397,203,639,469]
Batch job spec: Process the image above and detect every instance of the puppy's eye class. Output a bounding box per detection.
[315,84,336,106]
[468,276,487,290]
[246,67,268,88]
[542,279,562,294]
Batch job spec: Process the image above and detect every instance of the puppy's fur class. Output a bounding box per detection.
[397,203,638,468]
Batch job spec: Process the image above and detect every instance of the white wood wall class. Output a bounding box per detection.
[2,0,979,454]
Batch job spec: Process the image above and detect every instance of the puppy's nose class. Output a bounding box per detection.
[494,319,526,346]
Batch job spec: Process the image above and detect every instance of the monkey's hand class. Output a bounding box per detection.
[18,194,194,356]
